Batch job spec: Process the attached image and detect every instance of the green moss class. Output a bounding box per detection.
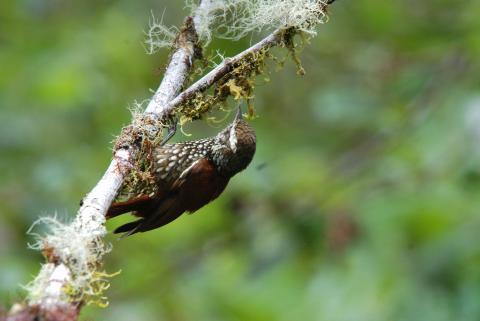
[281,28,307,75]
[114,112,169,199]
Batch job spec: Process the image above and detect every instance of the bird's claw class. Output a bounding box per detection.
[160,122,177,146]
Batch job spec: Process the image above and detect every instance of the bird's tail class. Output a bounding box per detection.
[110,195,184,237]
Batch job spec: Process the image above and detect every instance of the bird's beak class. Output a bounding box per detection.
[234,104,242,121]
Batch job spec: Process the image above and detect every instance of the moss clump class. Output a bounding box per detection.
[176,46,270,126]
[281,27,307,75]
[114,111,169,200]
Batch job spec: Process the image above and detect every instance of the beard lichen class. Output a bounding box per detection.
[25,216,116,308]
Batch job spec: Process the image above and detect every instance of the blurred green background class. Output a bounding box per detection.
[2,0,480,320]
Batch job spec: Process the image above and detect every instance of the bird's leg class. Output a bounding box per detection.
[234,104,242,120]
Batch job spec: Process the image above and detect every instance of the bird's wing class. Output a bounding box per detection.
[113,158,229,236]
[170,157,229,212]
[154,139,213,183]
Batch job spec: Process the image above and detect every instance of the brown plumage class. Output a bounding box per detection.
[107,111,256,237]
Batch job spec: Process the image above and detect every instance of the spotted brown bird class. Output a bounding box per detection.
[107,109,256,237]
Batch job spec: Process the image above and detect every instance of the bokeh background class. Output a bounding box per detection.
[2,0,480,320]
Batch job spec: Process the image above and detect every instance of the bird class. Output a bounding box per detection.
[107,108,256,237]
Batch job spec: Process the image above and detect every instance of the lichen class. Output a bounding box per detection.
[187,0,329,43]
[25,216,116,307]
[144,11,177,54]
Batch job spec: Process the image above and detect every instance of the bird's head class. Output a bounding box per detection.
[211,106,256,175]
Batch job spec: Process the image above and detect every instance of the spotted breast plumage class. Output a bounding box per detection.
[107,109,256,237]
